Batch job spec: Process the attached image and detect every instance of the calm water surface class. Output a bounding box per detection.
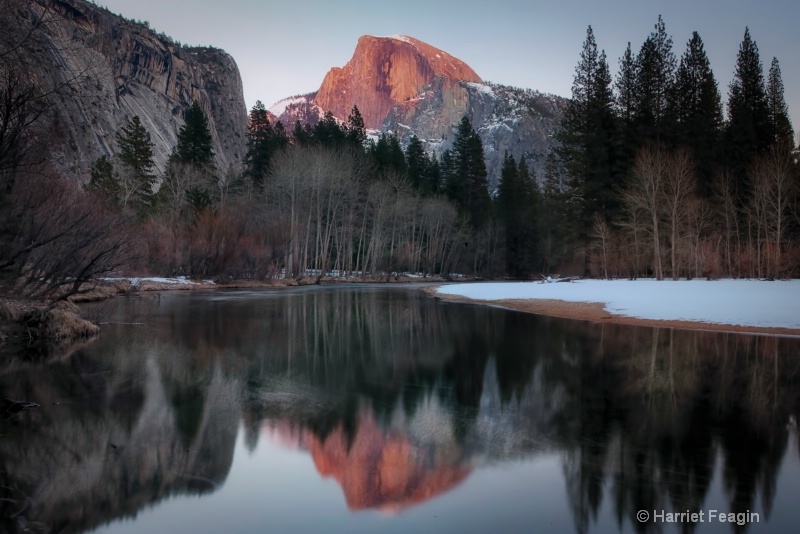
[2,285,800,534]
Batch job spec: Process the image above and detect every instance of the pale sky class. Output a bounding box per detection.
[99,0,799,137]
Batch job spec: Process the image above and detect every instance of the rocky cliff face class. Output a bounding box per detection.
[270,34,565,189]
[17,0,247,178]
[384,79,567,189]
[314,35,482,130]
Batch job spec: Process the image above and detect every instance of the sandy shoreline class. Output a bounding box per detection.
[424,286,800,337]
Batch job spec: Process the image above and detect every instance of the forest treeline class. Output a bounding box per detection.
[2,9,799,304]
[551,18,799,280]
[85,104,502,281]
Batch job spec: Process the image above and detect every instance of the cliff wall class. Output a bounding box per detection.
[15,0,247,178]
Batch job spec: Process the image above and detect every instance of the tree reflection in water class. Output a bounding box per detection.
[1,286,799,533]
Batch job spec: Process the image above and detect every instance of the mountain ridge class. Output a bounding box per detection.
[269,34,566,187]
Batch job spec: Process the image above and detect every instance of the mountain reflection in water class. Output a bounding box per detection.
[1,285,799,534]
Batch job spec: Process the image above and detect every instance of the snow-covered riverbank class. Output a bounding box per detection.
[436,279,800,331]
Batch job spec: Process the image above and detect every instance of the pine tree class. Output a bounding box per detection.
[633,15,676,143]
[176,101,215,167]
[766,57,794,151]
[556,25,619,245]
[273,121,289,150]
[496,153,539,276]
[405,135,429,193]
[292,120,311,146]
[346,105,366,147]
[517,156,540,273]
[439,149,454,192]
[615,42,637,125]
[117,116,156,182]
[540,152,574,272]
[85,155,120,204]
[614,42,639,191]
[725,27,771,203]
[387,136,407,174]
[116,115,157,211]
[671,32,722,197]
[426,156,441,194]
[313,111,346,146]
[447,117,491,228]
[245,100,275,188]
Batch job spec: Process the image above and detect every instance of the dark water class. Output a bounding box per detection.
[2,285,800,534]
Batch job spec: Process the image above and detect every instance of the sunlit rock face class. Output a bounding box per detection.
[270,34,566,188]
[314,35,482,130]
[265,401,470,513]
[14,0,247,177]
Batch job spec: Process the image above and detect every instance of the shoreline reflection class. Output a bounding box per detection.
[1,287,799,533]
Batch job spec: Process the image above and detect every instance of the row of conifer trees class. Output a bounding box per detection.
[548,17,798,279]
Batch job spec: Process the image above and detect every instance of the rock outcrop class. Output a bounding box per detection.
[314,35,482,130]
[383,79,567,189]
[270,34,565,189]
[13,0,247,178]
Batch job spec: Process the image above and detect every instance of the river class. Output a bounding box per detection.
[2,285,799,533]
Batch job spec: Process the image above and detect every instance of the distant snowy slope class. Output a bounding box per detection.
[437,279,800,330]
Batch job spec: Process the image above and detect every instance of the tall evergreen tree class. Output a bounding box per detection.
[313,111,346,146]
[245,100,275,188]
[766,57,794,151]
[615,42,637,125]
[292,120,312,146]
[496,153,539,276]
[387,136,407,174]
[273,121,289,150]
[614,42,639,189]
[85,155,120,204]
[440,149,455,192]
[371,134,406,177]
[446,117,491,228]
[117,116,156,182]
[427,155,441,194]
[406,135,429,193]
[725,27,771,203]
[346,105,366,147]
[175,101,215,167]
[671,32,722,197]
[556,25,618,244]
[539,151,580,273]
[633,15,676,143]
[116,115,157,210]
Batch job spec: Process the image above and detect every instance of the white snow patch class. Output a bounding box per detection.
[437,279,800,330]
[466,82,494,96]
[103,276,217,286]
[385,34,413,44]
[269,96,307,117]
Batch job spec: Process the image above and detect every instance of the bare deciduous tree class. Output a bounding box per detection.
[748,147,794,278]
[623,144,667,279]
[0,168,132,302]
[662,147,696,279]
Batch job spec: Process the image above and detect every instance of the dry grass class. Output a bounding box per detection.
[40,307,100,340]
[69,280,132,302]
[0,298,101,346]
